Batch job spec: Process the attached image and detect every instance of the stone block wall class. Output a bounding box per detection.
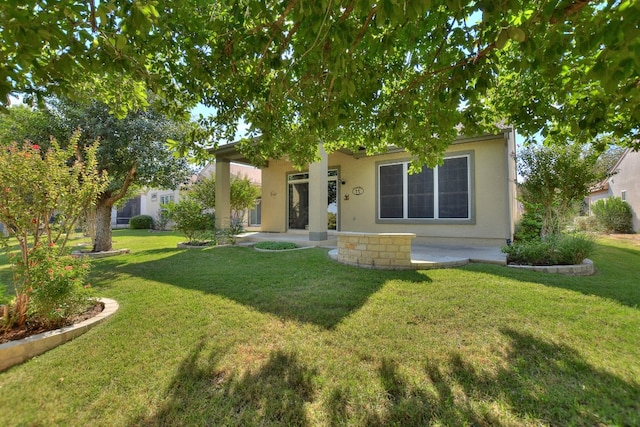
[336,232,416,269]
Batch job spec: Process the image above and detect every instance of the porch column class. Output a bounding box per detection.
[308,143,328,241]
[215,158,231,229]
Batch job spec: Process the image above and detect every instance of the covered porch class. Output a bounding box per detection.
[213,141,335,242]
[236,231,507,269]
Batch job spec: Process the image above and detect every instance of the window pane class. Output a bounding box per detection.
[379,164,404,218]
[438,157,468,218]
[408,166,434,218]
[288,173,309,181]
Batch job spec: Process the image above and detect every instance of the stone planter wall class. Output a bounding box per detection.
[336,232,415,269]
[0,298,119,372]
[507,259,595,276]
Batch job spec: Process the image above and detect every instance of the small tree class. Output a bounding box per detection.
[163,199,214,244]
[0,134,109,327]
[518,144,604,239]
[189,173,260,236]
[189,175,216,211]
[229,175,261,225]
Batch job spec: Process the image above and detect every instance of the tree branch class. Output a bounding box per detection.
[550,0,592,24]
[349,5,377,52]
[257,0,299,73]
[105,162,137,206]
[339,2,355,23]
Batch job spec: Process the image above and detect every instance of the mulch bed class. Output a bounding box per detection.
[0,301,104,344]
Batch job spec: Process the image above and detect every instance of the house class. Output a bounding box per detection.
[212,129,518,247]
[112,162,262,228]
[111,187,186,228]
[588,148,640,232]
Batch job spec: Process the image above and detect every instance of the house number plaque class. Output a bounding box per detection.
[352,186,364,196]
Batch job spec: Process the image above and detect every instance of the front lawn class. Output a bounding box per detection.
[1,230,638,426]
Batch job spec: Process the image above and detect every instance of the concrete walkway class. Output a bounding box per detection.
[237,232,507,268]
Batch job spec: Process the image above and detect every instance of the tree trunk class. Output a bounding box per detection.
[91,164,137,252]
[84,207,97,240]
[93,198,114,252]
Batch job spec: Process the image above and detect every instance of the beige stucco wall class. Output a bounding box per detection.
[260,134,516,246]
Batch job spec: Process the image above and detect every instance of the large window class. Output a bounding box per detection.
[378,154,472,221]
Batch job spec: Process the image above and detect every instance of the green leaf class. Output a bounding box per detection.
[507,27,526,43]
[496,29,509,49]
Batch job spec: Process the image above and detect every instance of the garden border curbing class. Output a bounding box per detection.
[71,249,130,258]
[0,298,119,372]
[507,259,595,276]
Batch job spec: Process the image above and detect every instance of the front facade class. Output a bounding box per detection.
[214,129,517,246]
[589,148,640,232]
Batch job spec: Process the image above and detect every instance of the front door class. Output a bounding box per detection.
[288,170,339,230]
[288,178,309,230]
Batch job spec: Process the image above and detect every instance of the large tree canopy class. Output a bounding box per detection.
[2,1,639,165]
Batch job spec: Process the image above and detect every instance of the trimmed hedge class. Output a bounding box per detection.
[129,214,154,229]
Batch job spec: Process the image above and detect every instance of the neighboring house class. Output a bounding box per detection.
[111,188,184,228]
[212,129,518,247]
[588,148,640,232]
[111,195,142,228]
[112,161,262,228]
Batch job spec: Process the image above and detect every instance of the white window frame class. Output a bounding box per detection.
[160,194,174,205]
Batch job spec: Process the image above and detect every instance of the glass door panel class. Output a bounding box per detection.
[288,182,309,229]
[327,180,337,230]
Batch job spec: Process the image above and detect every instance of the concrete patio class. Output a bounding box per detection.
[237,231,507,269]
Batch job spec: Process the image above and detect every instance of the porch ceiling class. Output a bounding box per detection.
[209,141,257,166]
[210,128,512,165]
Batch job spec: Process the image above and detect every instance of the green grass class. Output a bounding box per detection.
[1,230,639,426]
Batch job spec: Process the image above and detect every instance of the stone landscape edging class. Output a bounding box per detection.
[0,298,119,372]
[71,248,130,258]
[507,259,594,276]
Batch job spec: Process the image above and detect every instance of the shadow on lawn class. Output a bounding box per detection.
[131,328,639,426]
[328,329,640,426]
[94,246,429,328]
[131,340,317,426]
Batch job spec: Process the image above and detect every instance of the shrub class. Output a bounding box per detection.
[18,244,92,328]
[129,214,154,229]
[573,215,598,232]
[591,197,634,234]
[502,234,595,266]
[502,239,550,265]
[0,137,106,328]
[514,203,543,242]
[164,199,214,244]
[554,234,596,265]
[155,208,170,231]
